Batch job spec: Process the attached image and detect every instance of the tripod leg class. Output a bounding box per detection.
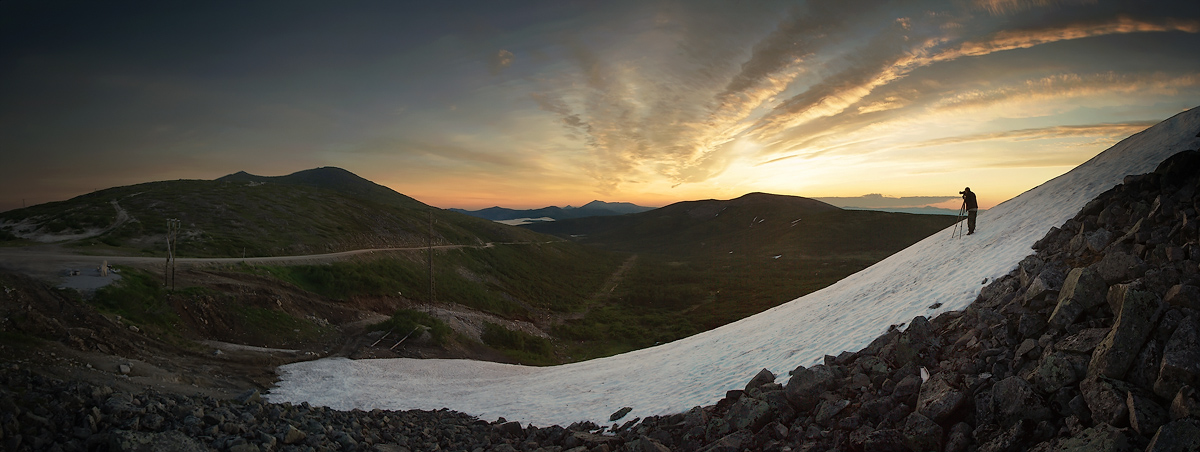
[952,202,967,239]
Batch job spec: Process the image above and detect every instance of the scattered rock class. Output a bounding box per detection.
[610,406,633,422]
[744,368,775,392]
[1169,385,1200,420]
[1154,318,1200,399]
[916,373,964,422]
[784,364,837,411]
[1145,419,1200,452]
[900,412,942,452]
[1048,267,1106,330]
[992,376,1052,426]
[1088,289,1161,379]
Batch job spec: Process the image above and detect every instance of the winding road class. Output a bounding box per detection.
[0,241,545,287]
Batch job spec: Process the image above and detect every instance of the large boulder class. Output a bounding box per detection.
[1088,289,1162,379]
[1152,149,1200,186]
[1127,338,1164,390]
[860,429,909,452]
[1170,385,1200,420]
[784,365,837,411]
[1035,352,1080,394]
[1018,256,1046,288]
[744,368,776,392]
[1048,268,1107,330]
[1164,284,1200,310]
[1051,423,1135,451]
[900,412,943,452]
[1024,267,1066,306]
[813,398,850,425]
[1081,377,1130,426]
[992,376,1052,427]
[917,373,965,422]
[893,316,934,366]
[761,390,797,426]
[723,396,774,433]
[108,430,209,452]
[1127,391,1169,436]
[1055,328,1110,354]
[945,422,972,452]
[1104,283,1130,317]
[1091,251,1147,285]
[1154,318,1200,399]
[1145,419,1200,452]
[1086,228,1114,253]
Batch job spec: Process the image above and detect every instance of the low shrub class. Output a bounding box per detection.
[371,309,452,345]
[91,267,178,336]
[481,322,554,365]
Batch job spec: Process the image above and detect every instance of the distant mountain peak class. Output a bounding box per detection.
[452,200,655,221]
[215,167,424,208]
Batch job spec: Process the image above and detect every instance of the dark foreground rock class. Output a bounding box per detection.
[4,150,1200,451]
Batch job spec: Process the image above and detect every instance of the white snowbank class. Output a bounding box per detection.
[269,108,1200,427]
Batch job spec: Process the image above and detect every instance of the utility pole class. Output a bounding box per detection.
[428,210,434,302]
[165,218,181,290]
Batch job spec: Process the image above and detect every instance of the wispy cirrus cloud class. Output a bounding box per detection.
[744,14,1200,147]
[905,121,1158,148]
[972,0,1097,16]
[931,72,1200,111]
[937,15,1200,60]
[815,193,959,208]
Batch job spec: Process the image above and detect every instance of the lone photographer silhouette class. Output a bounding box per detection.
[960,187,978,235]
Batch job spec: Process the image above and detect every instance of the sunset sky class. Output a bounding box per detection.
[3,1,1199,212]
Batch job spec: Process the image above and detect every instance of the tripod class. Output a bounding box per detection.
[951,200,967,239]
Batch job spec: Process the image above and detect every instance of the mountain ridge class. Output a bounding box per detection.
[0,167,543,257]
[520,191,956,257]
[451,200,655,222]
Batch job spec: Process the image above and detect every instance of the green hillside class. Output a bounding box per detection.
[0,174,959,366]
[0,167,543,257]
[527,193,960,361]
[524,192,956,259]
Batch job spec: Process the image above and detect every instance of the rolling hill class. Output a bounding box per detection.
[0,167,544,257]
[523,192,959,259]
[0,168,962,367]
[450,200,655,222]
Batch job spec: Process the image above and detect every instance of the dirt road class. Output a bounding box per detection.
[0,241,529,288]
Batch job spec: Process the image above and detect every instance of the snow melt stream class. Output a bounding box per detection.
[269,107,1200,427]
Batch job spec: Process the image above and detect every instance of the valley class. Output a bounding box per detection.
[0,168,956,399]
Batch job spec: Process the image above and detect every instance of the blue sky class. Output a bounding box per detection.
[3,0,1199,211]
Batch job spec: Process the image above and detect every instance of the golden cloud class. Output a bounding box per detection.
[940,15,1200,60]
[907,121,1158,148]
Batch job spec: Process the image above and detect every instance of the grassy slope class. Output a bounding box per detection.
[531,193,960,361]
[0,170,543,257]
[0,171,957,366]
[259,241,624,319]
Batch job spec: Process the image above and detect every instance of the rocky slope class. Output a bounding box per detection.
[3,150,1199,451]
